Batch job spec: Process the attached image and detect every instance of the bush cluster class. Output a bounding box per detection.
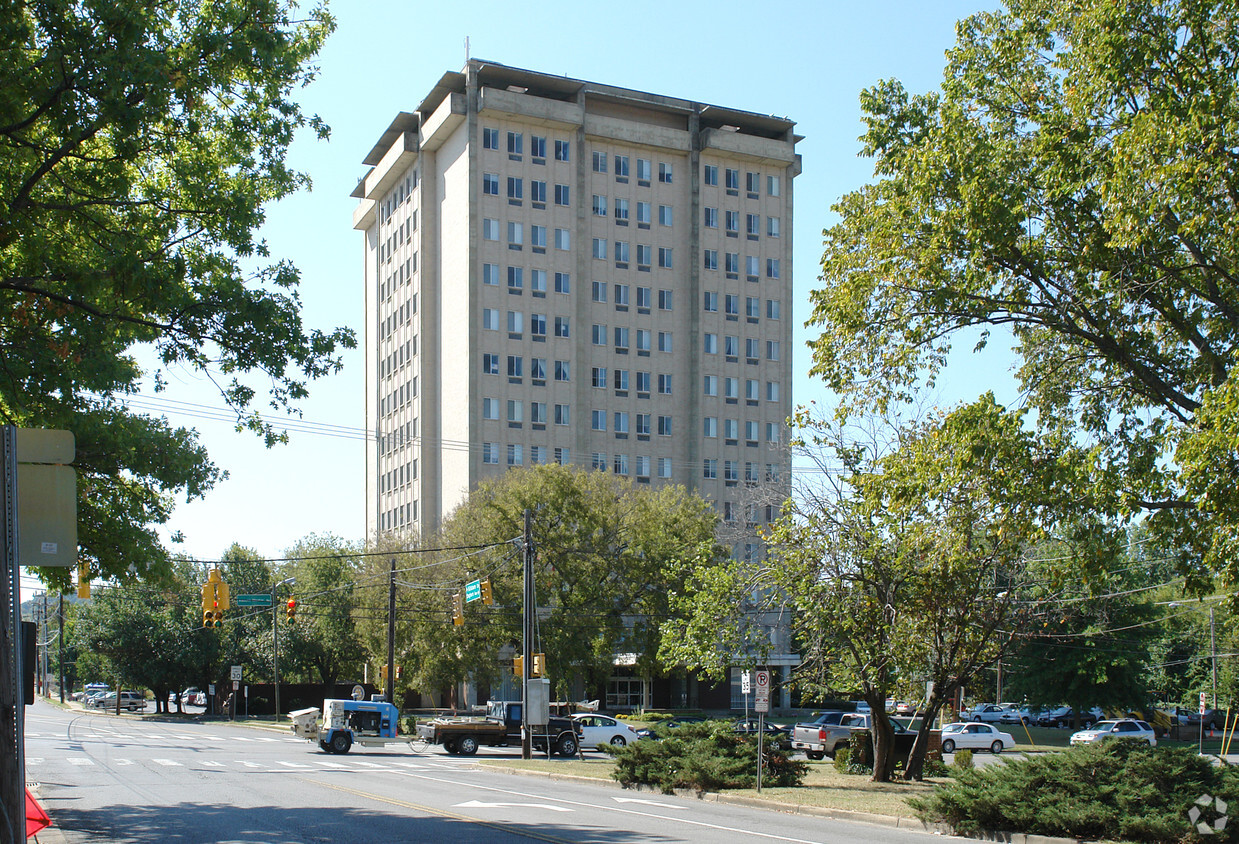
[608,722,807,794]
[952,748,973,770]
[909,740,1239,843]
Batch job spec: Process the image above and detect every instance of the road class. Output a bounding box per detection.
[23,700,967,844]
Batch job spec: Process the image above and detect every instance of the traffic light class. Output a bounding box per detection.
[286,598,297,624]
[532,653,546,677]
[479,578,493,606]
[451,591,464,626]
[380,664,389,680]
[513,655,523,676]
[202,569,228,628]
[77,562,90,600]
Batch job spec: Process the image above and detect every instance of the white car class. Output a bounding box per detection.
[570,714,641,749]
[968,704,1010,723]
[1070,719,1156,746]
[939,722,1016,754]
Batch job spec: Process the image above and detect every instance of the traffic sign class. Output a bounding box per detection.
[235,594,271,607]
[755,670,770,708]
[230,665,242,681]
[465,579,482,603]
[741,670,751,695]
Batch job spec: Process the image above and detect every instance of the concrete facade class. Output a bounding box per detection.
[355,61,799,589]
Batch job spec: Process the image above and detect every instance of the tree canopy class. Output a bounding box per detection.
[808,0,1239,587]
[1,0,354,587]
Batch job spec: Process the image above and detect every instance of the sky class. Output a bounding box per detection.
[26,0,1020,596]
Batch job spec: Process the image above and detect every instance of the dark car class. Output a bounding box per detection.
[634,715,710,740]
[731,718,791,750]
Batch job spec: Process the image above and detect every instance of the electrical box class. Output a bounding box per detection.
[526,678,550,726]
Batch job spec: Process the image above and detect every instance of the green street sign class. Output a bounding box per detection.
[235,594,272,607]
[464,579,481,603]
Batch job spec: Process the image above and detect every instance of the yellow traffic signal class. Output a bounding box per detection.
[480,578,493,606]
[286,598,297,624]
[77,562,90,600]
[202,569,229,628]
[451,591,464,626]
[380,664,389,680]
[532,653,546,676]
[513,655,523,676]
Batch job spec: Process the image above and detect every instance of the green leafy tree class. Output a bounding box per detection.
[807,0,1239,588]
[278,535,366,685]
[408,465,722,705]
[2,0,354,589]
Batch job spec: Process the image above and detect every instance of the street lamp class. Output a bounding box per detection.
[272,577,295,722]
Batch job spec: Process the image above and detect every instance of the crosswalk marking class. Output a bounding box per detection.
[347,760,387,768]
[115,759,134,766]
[276,761,312,769]
[202,761,226,767]
[235,761,263,768]
[312,760,350,768]
[68,758,94,766]
[152,759,182,767]
[26,758,43,765]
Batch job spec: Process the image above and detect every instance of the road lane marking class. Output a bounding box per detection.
[115,760,134,766]
[613,796,688,809]
[202,761,226,767]
[235,761,263,768]
[345,760,387,768]
[304,780,578,844]
[312,760,350,768]
[26,758,43,765]
[277,761,313,769]
[68,759,94,766]
[455,800,571,813]
[152,759,182,767]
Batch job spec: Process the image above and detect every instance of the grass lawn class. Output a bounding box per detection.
[477,755,944,819]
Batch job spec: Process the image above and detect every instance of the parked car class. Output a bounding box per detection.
[1070,719,1156,746]
[939,722,1016,754]
[851,700,871,714]
[894,701,916,716]
[570,714,641,749]
[1172,707,1224,731]
[1037,706,1103,728]
[731,718,791,750]
[968,704,1011,723]
[84,689,112,708]
[634,715,709,740]
[92,691,147,712]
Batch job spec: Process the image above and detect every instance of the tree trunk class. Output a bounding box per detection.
[904,688,950,781]
[867,694,897,782]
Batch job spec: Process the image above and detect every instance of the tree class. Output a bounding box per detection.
[278,535,366,685]
[416,465,722,705]
[807,0,1239,587]
[664,397,1072,781]
[1,0,354,588]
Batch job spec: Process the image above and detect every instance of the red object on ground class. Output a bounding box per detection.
[26,787,51,838]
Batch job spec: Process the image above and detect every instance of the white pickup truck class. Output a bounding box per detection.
[792,712,907,759]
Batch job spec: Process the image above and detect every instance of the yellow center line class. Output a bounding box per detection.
[302,778,581,844]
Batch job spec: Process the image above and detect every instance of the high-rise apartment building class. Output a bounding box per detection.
[355,61,799,543]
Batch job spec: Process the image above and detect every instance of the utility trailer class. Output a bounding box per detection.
[290,698,419,754]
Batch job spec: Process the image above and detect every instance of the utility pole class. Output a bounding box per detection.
[386,558,396,704]
[1,426,23,844]
[1211,608,1217,710]
[58,592,64,704]
[521,509,533,760]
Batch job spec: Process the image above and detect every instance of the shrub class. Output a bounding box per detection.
[952,749,973,770]
[909,740,1239,843]
[921,757,950,778]
[609,721,808,794]
[833,747,851,773]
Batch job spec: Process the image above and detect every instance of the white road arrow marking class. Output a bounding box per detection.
[455,800,572,813]
[613,797,688,809]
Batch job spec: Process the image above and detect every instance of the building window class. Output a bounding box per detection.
[658,457,672,478]
[747,171,760,194]
[507,311,523,334]
[507,399,523,423]
[636,413,651,435]
[508,221,523,246]
[704,375,718,396]
[636,370,651,392]
[592,452,607,471]
[704,207,718,228]
[482,262,500,286]
[482,353,499,375]
[530,401,547,424]
[726,252,739,275]
[554,184,570,205]
[613,453,629,475]
[658,289,673,310]
[531,135,546,159]
[592,281,607,303]
[658,373,672,394]
[531,445,546,465]
[554,272,571,294]
[614,326,629,350]
[658,247,673,269]
[507,131,523,155]
[725,377,739,399]
[482,308,500,330]
[531,313,547,338]
[483,442,500,464]
[636,201,651,225]
[725,210,739,234]
[727,335,740,358]
[636,455,650,477]
[555,447,571,465]
[555,403,570,424]
[766,340,780,361]
[555,228,571,251]
[614,241,630,263]
[592,366,607,388]
[658,162,673,183]
[554,316,570,338]
[725,168,740,191]
[636,287,651,309]
[768,216,780,238]
[766,423,780,444]
[508,177,523,200]
[508,444,523,466]
[704,333,717,354]
[614,284,630,307]
[704,164,718,186]
[767,174,780,196]
[636,244,651,268]
[746,213,759,237]
[767,299,781,319]
[766,381,780,401]
[614,154,629,177]
[531,180,547,203]
[614,198,629,222]
[704,291,718,312]
[483,218,500,240]
[483,173,499,195]
[554,360,570,381]
[614,368,629,391]
[746,296,760,319]
[555,139,570,161]
[746,420,759,441]
[747,255,760,278]
[614,412,629,434]
[483,128,499,150]
[746,379,759,401]
[725,294,739,316]
[592,410,606,431]
[636,158,651,181]
[657,331,672,352]
[593,194,607,217]
[658,205,673,226]
[725,458,739,481]
[531,268,547,293]
[507,355,523,377]
[530,358,547,380]
[592,151,608,173]
[507,266,523,291]
[657,415,672,436]
[592,238,607,260]
[703,458,718,479]
[482,397,499,420]
[767,258,780,279]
